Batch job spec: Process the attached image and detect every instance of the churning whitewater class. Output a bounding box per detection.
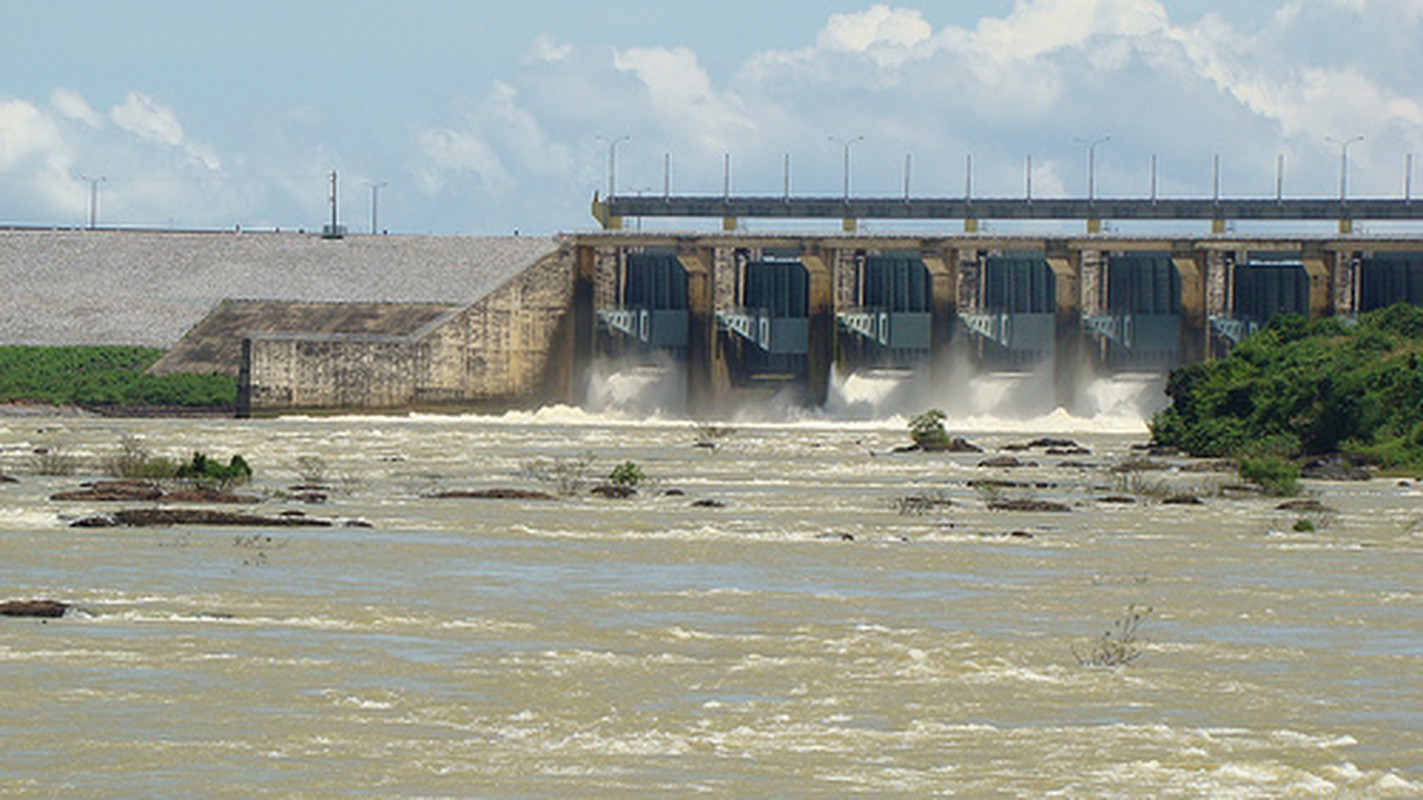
[0,385,1419,796]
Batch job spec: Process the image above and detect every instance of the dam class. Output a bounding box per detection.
[3,202,1423,415]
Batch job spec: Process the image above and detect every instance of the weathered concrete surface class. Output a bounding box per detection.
[0,229,558,347]
[152,300,458,376]
[243,250,575,411]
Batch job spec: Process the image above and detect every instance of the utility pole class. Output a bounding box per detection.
[1326,135,1363,202]
[365,180,387,234]
[828,135,864,202]
[322,170,347,238]
[81,175,105,229]
[1075,135,1110,202]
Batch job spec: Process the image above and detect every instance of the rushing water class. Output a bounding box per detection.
[1,401,1420,797]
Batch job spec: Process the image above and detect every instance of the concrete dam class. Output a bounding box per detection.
[3,225,1423,416]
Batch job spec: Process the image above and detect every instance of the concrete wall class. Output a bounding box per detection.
[243,249,574,413]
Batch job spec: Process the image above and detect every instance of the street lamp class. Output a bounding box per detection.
[601,135,630,197]
[364,180,388,234]
[1325,135,1363,202]
[1076,135,1110,202]
[828,135,864,201]
[81,174,106,229]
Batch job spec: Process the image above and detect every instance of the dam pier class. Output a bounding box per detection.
[571,228,1423,416]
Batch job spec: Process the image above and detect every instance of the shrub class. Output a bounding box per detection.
[1073,605,1152,668]
[908,409,951,448]
[520,452,595,497]
[692,423,736,449]
[30,444,78,476]
[176,452,253,490]
[293,455,328,485]
[103,436,179,480]
[607,460,645,489]
[1238,454,1300,497]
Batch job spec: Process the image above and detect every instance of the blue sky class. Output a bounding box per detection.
[2,1,1420,234]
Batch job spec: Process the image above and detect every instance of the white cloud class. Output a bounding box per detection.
[414,125,510,194]
[50,88,103,128]
[110,90,222,171]
[0,97,80,216]
[6,2,1421,233]
[816,4,933,67]
[524,33,574,64]
[486,81,572,178]
[111,91,185,146]
[612,46,756,153]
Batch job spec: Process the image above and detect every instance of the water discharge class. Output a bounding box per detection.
[0,408,1419,796]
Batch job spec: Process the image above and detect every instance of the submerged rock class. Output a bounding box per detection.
[0,599,70,618]
[1097,495,1138,504]
[70,514,118,527]
[1276,499,1334,513]
[978,455,1037,469]
[690,498,725,508]
[988,499,1070,513]
[51,482,259,504]
[162,488,261,504]
[1162,493,1204,506]
[425,488,554,500]
[896,437,983,454]
[590,484,636,499]
[51,481,163,502]
[73,509,333,528]
[0,474,17,483]
[1301,458,1372,482]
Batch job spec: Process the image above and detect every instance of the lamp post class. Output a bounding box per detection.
[1076,135,1110,202]
[602,135,630,197]
[828,135,864,202]
[1326,135,1363,202]
[81,175,105,229]
[364,180,387,234]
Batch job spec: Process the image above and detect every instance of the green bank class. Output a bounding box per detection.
[1152,303,1423,474]
[0,346,236,410]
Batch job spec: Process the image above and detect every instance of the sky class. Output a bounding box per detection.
[2,0,1421,235]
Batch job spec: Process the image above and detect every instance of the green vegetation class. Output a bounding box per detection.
[1151,304,1423,473]
[0,346,236,408]
[1237,454,1301,497]
[908,409,952,448]
[607,460,645,489]
[176,452,253,490]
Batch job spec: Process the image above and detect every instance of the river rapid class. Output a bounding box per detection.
[0,403,1420,797]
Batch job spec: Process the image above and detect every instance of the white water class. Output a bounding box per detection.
[592,354,1165,435]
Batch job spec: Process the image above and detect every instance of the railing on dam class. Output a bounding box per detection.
[602,196,1423,225]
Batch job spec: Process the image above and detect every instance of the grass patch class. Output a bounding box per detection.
[0,346,236,408]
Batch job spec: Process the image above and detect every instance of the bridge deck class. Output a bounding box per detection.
[607,196,1423,221]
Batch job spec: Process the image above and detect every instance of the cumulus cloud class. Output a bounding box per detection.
[4,1,1421,233]
[50,88,103,128]
[415,125,510,194]
[110,91,222,171]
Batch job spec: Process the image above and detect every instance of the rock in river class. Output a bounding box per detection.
[71,509,334,528]
[0,600,70,618]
